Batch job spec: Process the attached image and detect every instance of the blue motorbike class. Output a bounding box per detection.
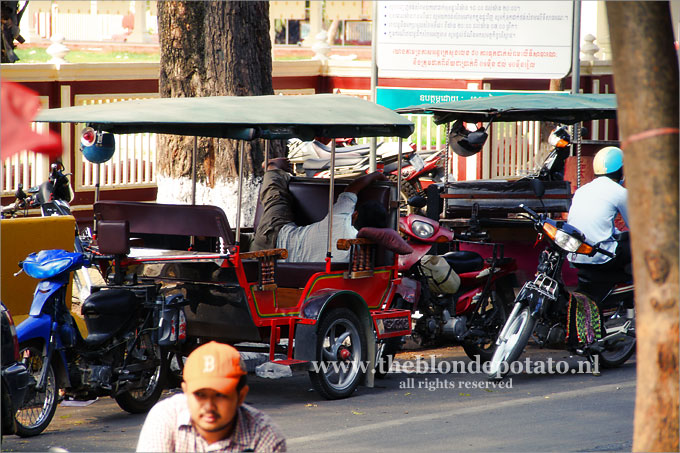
[13,249,186,437]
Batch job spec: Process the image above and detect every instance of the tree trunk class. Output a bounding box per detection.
[157,1,283,226]
[606,2,679,451]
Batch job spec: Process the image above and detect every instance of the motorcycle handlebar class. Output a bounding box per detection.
[594,245,615,258]
[519,203,540,220]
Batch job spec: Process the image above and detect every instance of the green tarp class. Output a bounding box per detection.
[396,93,617,124]
[36,94,414,140]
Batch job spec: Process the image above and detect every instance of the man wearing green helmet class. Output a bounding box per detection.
[567,146,630,300]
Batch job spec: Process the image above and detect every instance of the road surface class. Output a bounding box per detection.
[1,346,635,452]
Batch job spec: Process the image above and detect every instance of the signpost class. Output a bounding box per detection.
[369,1,578,181]
[375,1,574,80]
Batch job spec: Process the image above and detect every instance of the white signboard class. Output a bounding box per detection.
[377,1,574,79]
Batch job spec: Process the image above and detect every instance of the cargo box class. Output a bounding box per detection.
[442,179,572,218]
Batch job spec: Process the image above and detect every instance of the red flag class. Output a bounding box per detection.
[1,80,62,160]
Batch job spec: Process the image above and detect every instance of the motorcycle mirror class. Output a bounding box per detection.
[80,128,116,164]
[530,178,545,198]
[15,184,26,200]
[407,195,427,209]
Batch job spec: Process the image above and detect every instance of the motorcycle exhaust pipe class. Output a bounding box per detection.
[594,330,630,349]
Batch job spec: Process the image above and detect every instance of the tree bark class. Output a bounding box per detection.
[157,1,283,225]
[606,2,679,451]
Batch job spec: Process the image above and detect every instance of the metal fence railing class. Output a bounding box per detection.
[0,94,159,197]
[1,66,616,197]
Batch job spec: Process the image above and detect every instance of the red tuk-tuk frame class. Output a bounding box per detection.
[37,94,415,399]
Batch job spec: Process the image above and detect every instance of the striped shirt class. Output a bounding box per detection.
[136,393,286,452]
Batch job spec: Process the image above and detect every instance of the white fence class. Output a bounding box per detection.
[25,2,158,42]
[2,109,52,194]
[1,102,608,198]
[344,21,371,44]
[0,94,158,198]
[1,73,615,197]
[2,149,51,195]
[489,121,543,179]
[51,12,128,42]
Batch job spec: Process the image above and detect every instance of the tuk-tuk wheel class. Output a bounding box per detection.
[309,308,367,400]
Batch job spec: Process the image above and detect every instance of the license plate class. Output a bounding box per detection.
[409,153,425,172]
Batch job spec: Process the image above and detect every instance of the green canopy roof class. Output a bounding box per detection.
[36,94,414,140]
[396,93,617,124]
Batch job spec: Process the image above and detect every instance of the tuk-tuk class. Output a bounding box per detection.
[398,93,619,289]
[36,94,415,400]
[397,93,618,224]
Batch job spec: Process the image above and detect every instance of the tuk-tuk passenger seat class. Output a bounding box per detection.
[94,200,235,252]
[251,177,396,288]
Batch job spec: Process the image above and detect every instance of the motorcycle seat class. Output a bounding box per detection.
[574,264,632,285]
[302,155,366,171]
[442,251,484,274]
[81,289,137,346]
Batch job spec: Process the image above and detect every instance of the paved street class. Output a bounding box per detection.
[1,346,635,452]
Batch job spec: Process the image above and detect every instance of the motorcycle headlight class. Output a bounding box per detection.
[412,220,435,239]
[553,229,583,252]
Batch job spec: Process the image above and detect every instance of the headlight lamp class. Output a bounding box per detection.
[554,230,583,252]
[412,220,435,239]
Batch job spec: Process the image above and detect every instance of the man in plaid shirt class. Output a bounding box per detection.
[137,342,286,452]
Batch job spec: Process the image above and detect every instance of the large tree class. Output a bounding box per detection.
[607,2,679,451]
[156,1,282,225]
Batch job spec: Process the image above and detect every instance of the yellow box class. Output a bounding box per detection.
[1,216,77,325]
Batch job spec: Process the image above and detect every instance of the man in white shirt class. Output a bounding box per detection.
[252,158,387,262]
[567,146,630,299]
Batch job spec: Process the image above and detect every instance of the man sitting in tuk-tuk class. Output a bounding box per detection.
[252,157,387,262]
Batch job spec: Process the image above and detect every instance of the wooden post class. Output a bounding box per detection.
[606,2,679,451]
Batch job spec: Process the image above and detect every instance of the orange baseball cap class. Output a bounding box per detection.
[183,342,247,394]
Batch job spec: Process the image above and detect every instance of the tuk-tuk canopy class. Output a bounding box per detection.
[396,93,617,125]
[36,94,415,140]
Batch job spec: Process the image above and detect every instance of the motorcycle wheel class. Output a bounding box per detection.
[598,310,636,368]
[309,308,367,400]
[462,281,514,363]
[114,336,166,414]
[486,305,535,380]
[15,343,59,437]
[387,174,421,216]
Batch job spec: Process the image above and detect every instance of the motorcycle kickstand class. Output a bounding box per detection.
[584,351,601,377]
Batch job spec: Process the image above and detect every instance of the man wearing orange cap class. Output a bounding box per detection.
[137,342,286,452]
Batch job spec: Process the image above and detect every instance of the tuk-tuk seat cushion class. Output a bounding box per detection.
[253,178,394,232]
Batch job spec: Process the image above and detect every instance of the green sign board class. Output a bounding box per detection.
[376,87,548,111]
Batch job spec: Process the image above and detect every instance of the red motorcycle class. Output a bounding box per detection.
[289,137,445,210]
[397,207,518,361]
[384,148,446,208]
